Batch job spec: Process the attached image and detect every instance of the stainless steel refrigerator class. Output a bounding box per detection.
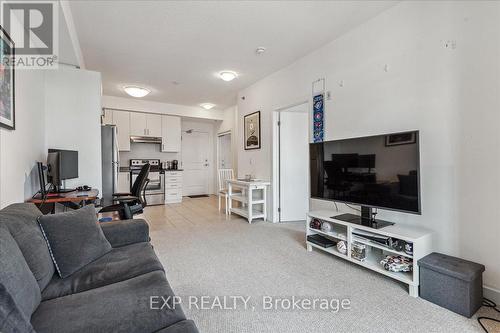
[101,125,119,206]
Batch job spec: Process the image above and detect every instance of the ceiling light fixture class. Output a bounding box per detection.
[255,47,266,55]
[123,86,151,98]
[219,71,238,82]
[200,103,215,110]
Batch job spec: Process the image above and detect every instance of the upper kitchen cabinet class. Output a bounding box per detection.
[161,115,181,152]
[113,111,131,151]
[130,112,162,137]
[102,109,113,125]
[130,112,147,136]
[147,114,162,137]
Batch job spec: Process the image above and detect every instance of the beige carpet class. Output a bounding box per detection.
[143,197,497,333]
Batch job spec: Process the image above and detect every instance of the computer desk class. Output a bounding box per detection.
[28,189,99,214]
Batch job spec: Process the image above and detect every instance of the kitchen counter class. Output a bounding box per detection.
[120,167,183,172]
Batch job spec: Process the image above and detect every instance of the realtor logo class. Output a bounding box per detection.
[1,0,58,68]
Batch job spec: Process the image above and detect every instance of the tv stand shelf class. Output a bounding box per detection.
[306,210,433,297]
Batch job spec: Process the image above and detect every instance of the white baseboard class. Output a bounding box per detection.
[484,285,500,304]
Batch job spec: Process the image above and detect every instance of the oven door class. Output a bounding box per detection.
[145,171,164,194]
[131,171,163,193]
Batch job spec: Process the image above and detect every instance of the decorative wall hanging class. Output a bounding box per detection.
[312,93,324,143]
[244,111,261,150]
[312,78,326,143]
[0,26,15,130]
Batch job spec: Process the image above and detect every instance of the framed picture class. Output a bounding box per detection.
[244,111,261,150]
[385,131,416,147]
[0,26,15,130]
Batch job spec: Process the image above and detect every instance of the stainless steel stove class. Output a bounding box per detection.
[130,159,164,205]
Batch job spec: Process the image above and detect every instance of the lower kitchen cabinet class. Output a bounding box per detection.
[164,171,182,203]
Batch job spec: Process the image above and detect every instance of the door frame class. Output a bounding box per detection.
[272,99,310,223]
[216,130,232,170]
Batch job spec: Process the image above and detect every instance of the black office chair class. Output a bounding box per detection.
[100,163,150,219]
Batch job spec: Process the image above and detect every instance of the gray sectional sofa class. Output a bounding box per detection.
[0,203,198,333]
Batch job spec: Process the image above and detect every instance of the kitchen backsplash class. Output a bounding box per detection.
[119,142,180,166]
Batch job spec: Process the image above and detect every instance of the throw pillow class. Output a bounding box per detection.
[37,205,112,278]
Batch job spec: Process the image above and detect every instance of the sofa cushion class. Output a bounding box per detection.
[0,283,37,333]
[0,225,41,319]
[42,242,164,300]
[0,203,55,290]
[32,271,187,333]
[100,218,150,247]
[38,205,112,278]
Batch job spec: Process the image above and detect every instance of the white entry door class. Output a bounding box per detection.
[279,106,309,222]
[182,131,210,196]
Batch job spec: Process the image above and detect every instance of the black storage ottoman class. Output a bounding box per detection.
[418,252,485,317]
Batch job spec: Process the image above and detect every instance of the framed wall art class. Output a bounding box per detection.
[0,26,15,130]
[244,111,261,150]
[385,132,416,147]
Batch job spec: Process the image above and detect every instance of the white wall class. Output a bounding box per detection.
[236,1,500,294]
[103,95,225,121]
[0,70,46,208]
[44,68,103,192]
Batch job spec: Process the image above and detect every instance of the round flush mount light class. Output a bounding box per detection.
[255,47,266,55]
[123,86,151,98]
[200,103,216,110]
[219,71,238,82]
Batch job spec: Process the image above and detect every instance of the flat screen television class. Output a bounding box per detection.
[310,131,421,218]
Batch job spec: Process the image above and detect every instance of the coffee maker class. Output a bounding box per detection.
[172,160,178,170]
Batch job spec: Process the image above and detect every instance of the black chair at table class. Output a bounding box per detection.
[100,163,150,219]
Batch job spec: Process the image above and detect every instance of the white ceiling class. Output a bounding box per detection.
[69,1,397,110]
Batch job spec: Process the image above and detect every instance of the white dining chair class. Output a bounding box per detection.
[218,169,234,214]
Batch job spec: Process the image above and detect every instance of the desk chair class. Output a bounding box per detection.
[218,168,236,215]
[100,164,150,219]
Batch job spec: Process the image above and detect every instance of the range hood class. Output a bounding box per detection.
[130,136,162,144]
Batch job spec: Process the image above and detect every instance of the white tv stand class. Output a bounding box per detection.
[307,210,433,297]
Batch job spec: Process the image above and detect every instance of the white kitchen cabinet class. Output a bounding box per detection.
[130,112,147,136]
[147,114,162,137]
[102,109,113,125]
[161,115,181,152]
[130,112,162,137]
[117,172,131,193]
[112,111,131,151]
[164,171,182,203]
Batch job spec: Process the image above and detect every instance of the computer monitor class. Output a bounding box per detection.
[47,149,78,192]
[36,162,48,196]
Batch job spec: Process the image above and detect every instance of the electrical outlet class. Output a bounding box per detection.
[444,40,457,49]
